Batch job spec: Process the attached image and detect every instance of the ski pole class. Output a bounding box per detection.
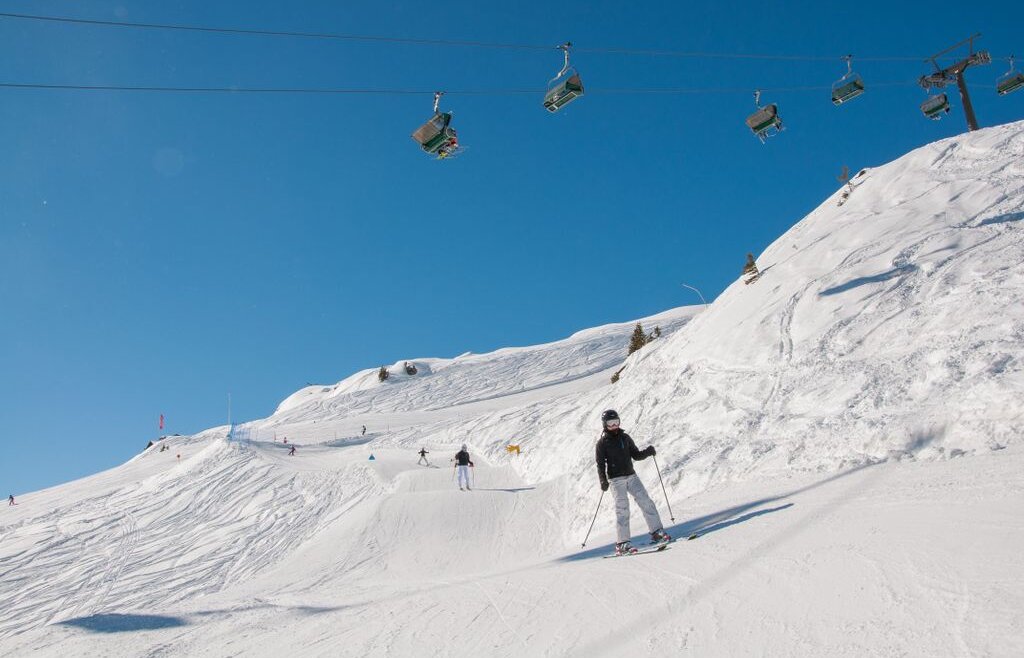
[652,455,675,522]
[581,490,604,548]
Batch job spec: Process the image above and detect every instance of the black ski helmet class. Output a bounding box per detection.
[601,409,620,428]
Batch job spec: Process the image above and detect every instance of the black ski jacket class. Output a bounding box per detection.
[596,430,652,487]
[455,450,473,466]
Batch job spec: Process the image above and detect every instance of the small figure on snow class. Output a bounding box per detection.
[454,444,474,491]
[418,447,430,466]
[288,445,296,456]
[361,425,366,436]
[8,494,15,506]
[742,253,760,285]
[595,410,671,556]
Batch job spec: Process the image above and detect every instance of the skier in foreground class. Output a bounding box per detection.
[595,409,671,555]
[454,444,474,491]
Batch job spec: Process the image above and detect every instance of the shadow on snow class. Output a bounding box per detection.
[56,614,187,633]
[563,460,880,561]
[978,210,1024,226]
[819,265,917,296]
[57,603,348,635]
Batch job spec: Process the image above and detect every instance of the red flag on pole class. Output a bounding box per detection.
[159,414,164,430]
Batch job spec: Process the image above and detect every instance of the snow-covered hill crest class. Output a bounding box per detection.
[267,305,697,427]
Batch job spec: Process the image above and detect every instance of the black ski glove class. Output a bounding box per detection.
[645,446,657,457]
[600,480,609,492]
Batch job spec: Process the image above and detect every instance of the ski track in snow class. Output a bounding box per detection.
[0,439,383,641]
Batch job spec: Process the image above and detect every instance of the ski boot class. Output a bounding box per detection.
[614,541,637,556]
[650,529,672,545]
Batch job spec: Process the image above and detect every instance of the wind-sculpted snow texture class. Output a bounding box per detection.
[2,122,1023,657]
[0,436,384,640]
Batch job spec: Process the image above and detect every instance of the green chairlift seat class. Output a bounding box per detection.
[997,71,1024,96]
[832,77,865,105]
[920,93,950,120]
[543,70,584,112]
[746,103,782,142]
[411,112,456,154]
[831,56,865,106]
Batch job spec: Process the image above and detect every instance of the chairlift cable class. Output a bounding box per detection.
[0,11,996,62]
[0,81,920,95]
[0,11,557,51]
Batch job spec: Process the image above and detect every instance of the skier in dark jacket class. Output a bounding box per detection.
[595,409,671,555]
[418,447,430,466]
[8,494,14,506]
[454,444,474,490]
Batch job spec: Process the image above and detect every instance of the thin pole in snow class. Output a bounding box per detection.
[652,456,675,522]
[581,490,604,547]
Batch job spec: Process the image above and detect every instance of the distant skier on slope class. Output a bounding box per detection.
[362,425,366,436]
[742,253,761,285]
[8,494,15,506]
[288,445,296,456]
[454,444,474,491]
[418,447,430,466]
[595,409,671,556]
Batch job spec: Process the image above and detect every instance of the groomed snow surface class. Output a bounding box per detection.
[3,121,1024,657]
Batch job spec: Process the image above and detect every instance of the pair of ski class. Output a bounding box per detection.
[602,533,700,559]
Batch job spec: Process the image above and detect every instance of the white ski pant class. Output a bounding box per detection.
[610,474,663,543]
[457,464,471,488]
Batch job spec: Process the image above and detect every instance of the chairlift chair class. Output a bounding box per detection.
[920,93,950,120]
[746,91,783,143]
[411,92,459,158]
[543,42,584,112]
[996,56,1024,96]
[831,55,865,105]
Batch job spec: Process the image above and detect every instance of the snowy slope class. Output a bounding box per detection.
[0,306,697,641]
[407,119,1024,542]
[2,121,1023,657]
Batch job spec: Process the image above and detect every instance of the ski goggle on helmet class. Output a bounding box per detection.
[601,409,621,429]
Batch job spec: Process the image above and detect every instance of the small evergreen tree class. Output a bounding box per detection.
[651,326,661,340]
[378,366,390,382]
[628,322,648,356]
[611,365,626,384]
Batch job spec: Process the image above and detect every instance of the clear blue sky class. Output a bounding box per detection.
[2,0,1021,495]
